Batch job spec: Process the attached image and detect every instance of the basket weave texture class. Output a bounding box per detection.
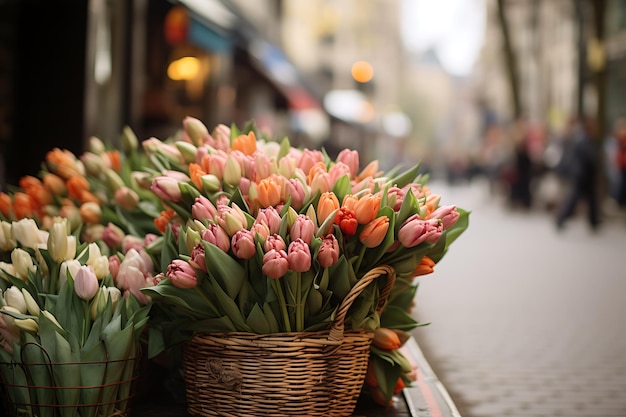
[182,265,396,417]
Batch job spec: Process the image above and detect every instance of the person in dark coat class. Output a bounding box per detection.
[555,117,600,231]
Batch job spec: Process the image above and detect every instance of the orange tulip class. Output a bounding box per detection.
[154,209,176,233]
[356,160,381,182]
[106,150,121,172]
[0,192,13,218]
[19,176,52,207]
[13,192,37,219]
[412,256,435,277]
[359,216,389,248]
[307,161,327,185]
[189,163,206,189]
[256,177,282,208]
[79,202,102,224]
[67,175,90,201]
[394,378,406,395]
[46,148,82,179]
[232,131,257,156]
[372,327,401,351]
[317,192,339,225]
[335,207,358,236]
[79,190,101,205]
[42,173,67,196]
[353,193,381,224]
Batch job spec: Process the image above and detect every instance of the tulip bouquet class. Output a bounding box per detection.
[137,118,469,404]
[0,217,151,417]
[0,128,163,245]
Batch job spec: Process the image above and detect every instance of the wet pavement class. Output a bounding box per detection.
[411,178,626,417]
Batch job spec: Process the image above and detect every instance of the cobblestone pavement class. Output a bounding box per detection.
[411,179,626,417]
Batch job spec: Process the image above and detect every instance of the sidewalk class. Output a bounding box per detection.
[411,179,626,417]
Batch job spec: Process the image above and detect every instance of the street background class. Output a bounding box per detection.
[413,178,626,417]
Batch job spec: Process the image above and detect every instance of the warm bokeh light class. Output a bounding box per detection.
[351,60,374,83]
[167,56,200,81]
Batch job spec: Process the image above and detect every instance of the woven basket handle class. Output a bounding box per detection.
[328,265,396,342]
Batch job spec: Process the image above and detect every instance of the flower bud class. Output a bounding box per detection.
[104,168,126,192]
[89,256,110,280]
[185,228,201,253]
[21,289,40,316]
[102,223,125,250]
[12,218,45,249]
[263,234,286,252]
[290,215,315,245]
[183,116,209,146]
[262,249,289,279]
[359,216,390,248]
[4,286,27,314]
[81,152,106,177]
[48,218,69,263]
[0,221,16,251]
[80,202,102,224]
[114,187,139,211]
[317,192,340,225]
[372,327,401,351]
[166,260,197,289]
[42,310,64,331]
[426,205,460,230]
[75,266,99,301]
[15,318,38,333]
[60,259,82,288]
[176,141,198,164]
[151,176,183,202]
[122,126,139,153]
[0,262,16,282]
[201,174,221,193]
[231,230,256,259]
[287,239,311,272]
[318,234,339,268]
[11,248,35,280]
[223,155,242,187]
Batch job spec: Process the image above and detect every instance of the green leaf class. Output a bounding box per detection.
[380,305,419,331]
[203,242,246,299]
[245,303,271,334]
[395,188,419,234]
[277,136,292,160]
[204,274,252,332]
[262,303,280,333]
[331,174,351,205]
[79,341,107,417]
[160,227,179,274]
[390,163,421,189]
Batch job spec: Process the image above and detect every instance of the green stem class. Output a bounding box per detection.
[296,272,302,332]
[272,279,291,332]
[353,244,367,275]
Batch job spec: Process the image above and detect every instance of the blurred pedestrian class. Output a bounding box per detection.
[509,118,533,209]
[613,118,626,208]
[555,116,600,231]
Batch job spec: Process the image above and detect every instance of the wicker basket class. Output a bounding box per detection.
[0,344,141,417]
[182,265,396,417]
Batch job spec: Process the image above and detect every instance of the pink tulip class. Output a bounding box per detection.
[190,243,207,271]
[144,233,159,246]
[262,249,289,279]
[398,216,443,248]
[318,234,340,268]
[287,239,311,272]
[167,259,198,289]
[264,234,286,252]
[298,149,324,175]
[328,162,351,183]
[192,196,218,222]
[201,224,231,252]
[102,222,125,250]
[309,170,332,195]
[427,205,460,230]
[386,186,405,211]
[359,216,390,248]
[74,265,99,301]
[151,176,182,202]
[122,235,144,253]
[231,230,257,259]
[336,149,359,178]
[255,207,282,235]
[251,222,270,240]
[210,124,231,151]
[283,178,307,210]
[114,186,139,211]
[108,255,121,279]
[290,215,315,244]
